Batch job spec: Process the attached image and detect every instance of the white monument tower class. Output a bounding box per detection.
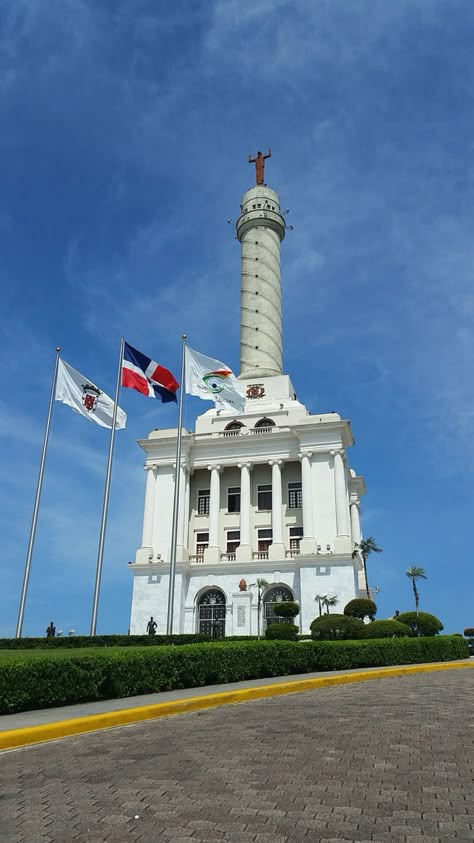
[128,152,367,637]
[238,150,284,379]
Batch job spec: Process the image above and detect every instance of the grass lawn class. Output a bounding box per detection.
[0,647,153,661]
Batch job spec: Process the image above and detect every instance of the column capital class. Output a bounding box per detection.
[237,461,252,470]
[173,460,188,471]
[350,499,360,509]
[268,459,283,467]
[298,451,313,461]
[330,448,345,458]
[144,463,157,472]
[207,464,222,473]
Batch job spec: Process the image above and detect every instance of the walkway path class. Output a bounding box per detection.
[1,667,473,841]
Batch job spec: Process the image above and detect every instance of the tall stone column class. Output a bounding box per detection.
[332,450,351,553]
[176,462,189,562]
[183,468,191,548]
[298,452,317,554]
[269,459,284,560]
[236,185,286,379]
[236,462,252,562]
[141,465,156,548]
[204,464,221,563]
[350,501,361,546]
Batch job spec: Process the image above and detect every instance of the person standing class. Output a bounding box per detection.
[46,621,56,638]
[146,616,157,636]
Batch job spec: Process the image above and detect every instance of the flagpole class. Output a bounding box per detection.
[16,347,61,638]
[166,334,187,635]
[90,336,124,636]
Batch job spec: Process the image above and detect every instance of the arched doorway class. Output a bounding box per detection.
[197,588,226,638]
[263,585,294,630]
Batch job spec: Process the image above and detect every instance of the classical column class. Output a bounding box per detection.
[350,501,361,546]
[332,450,351,553]
[204,464,221,563]
[176,461,189,562]
[141,465,156,548]
[269,459,284,560]
[183,467,191,549]
[236,462,252,562]
[298,452,317,554]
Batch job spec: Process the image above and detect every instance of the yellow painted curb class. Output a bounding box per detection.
[1,660,472,752]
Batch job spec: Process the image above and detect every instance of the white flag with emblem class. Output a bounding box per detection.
[55,359,127,429]
[185,346,246,413]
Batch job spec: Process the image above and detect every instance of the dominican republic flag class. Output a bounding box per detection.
[122,342,179,402]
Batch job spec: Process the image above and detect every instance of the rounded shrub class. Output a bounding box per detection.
[344,598,377,621]
[310,614,365,641]
[362,620,411,639]
[272,601,300,619]
[396,611,443,637]
[265,623,299,641]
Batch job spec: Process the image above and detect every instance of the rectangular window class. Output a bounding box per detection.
[197,489,210,515]
[257,484,272,511]
[227,486,241,513]
[288,481,302,509]
[196,532,209,557]
[258,528,272,552]
[226,530,240,553]
[289,526,303,552]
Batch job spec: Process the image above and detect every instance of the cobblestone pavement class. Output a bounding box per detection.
[1,670,473,842]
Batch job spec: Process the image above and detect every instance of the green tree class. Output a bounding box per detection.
[352,536,382,598]
[272,601,300,619]
[314,594,327,617]
[322,595,339,615]
[249,578,269,639]
[397,611,442,637]
[344,598,377,621]
[406,566,427,614]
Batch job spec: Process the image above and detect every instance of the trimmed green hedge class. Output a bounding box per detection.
[0,634,210,650]
[363,620,411,638]
[265,623,299,640]
[344,598,377,621]
[0,636,467,715]
[310,614,365,640]
[396,612,443,637]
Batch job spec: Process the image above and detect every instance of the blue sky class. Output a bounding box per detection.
[1,0,473,636]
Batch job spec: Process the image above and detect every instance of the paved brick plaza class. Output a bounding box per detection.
[1,670,473,842]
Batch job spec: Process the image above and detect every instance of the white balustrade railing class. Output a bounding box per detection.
[252,551,269,560]
[193,427,291,440]
[220,552,236,561]
[189,554,205,563]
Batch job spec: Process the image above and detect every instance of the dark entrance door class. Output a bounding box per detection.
[198,589,226,637]
[264,585,294,630]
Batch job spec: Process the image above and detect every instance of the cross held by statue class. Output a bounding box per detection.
[248,149,271,186]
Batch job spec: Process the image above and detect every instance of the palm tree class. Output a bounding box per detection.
[249,578,269,639]
[406,566,427,615]
[352,536,382,599]
[314,593,328,617]
[322,595,338,615]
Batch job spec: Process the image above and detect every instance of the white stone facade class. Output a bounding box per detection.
[129,375,366,635]
[129,176,367,636]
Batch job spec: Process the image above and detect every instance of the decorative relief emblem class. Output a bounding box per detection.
[246,383,265,399]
